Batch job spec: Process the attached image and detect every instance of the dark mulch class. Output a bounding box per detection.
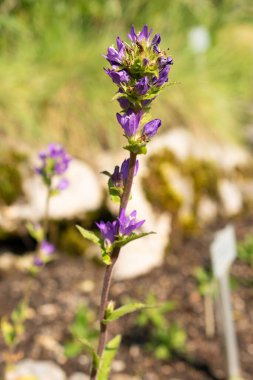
[0,215,253,380]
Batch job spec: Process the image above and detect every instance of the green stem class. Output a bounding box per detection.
[90,152,137,380]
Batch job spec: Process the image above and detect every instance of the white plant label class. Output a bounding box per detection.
[211,225,237,279]
[210,224,242,379]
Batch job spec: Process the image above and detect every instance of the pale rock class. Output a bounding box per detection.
[5,359,66,380]
[4,159,103,222]
[69,374,89,380]
[111,360,126,372]
[149,128,193,160]
[15,254,34,271]
[35,335,65,364]
[0,252,16,271]
[237,178,253,203]
[197,197,218,223]
[149,127,249,171]
[218,179,243,216]
[114,177,171,280]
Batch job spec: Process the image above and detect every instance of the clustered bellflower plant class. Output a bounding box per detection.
[29,143,72,270]
[1,144,72,373]
[77,25,173,380]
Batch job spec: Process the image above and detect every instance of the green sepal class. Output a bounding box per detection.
[113,231,155,249]
[103,303,153,324]
[79,337,100,370]
[101,250,112,266]
[101,171,111,177]
[112,91,124,101]
[124,143,147,155]
[108,183,122,203]
[76,225,101,246]
[97,335,121,380]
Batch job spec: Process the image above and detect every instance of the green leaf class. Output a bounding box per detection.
[103,303,153,324]
[101,250,112,265]
[97,335,121,380]
[76,225,101,246]
[113,232,155,249]
[11,301,28,324]
[108,184,121,203]
[79,337,100,370]
[64,341,83,358]
[1,317,16,347]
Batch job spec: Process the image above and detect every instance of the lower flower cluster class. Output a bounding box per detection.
[96,208,145,248]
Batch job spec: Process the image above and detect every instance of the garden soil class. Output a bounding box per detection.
[0,215,252,380]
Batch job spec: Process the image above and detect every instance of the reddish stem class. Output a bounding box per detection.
[90,152,137,380]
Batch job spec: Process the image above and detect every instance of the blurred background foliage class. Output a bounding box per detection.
[0,0,252,158]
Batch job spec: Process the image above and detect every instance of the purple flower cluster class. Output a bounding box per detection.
[36,143,72,191]
[96,208,145,248]
[104,25,173,147]
[34,240,55,267]
[104,25,173,108]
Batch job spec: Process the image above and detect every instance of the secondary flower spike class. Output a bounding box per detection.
[36,143,72,192]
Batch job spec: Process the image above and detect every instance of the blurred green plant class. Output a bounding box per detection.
[64,303,99,358]
[238,235,253,266]
[1,300,29,371]
[136,294,186,360]
[194,266,218,337]
[1,301,28,348]
[0,150,26,205]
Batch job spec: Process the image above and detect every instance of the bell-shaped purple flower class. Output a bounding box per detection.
[96,220,118,247]
[128,25,138,43]
[153,65,171,87]
[151,33,161,53]
[33,240,55,267]
[152,33,161,47]
[111,158,139,190]
[104,68,130,85]
[135,76,150,95]
[34,256,44,267]
[116,110,142,137]
[118,209,145,236]
[117,96,130,109]
[105,37,125,65]
[128,25,153,43]
[158,56,173,68]
[40,240,55,256]
[139,25,153,42]
[142,119,161,139]
[57,178,69,191]
[120,158,139,184]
